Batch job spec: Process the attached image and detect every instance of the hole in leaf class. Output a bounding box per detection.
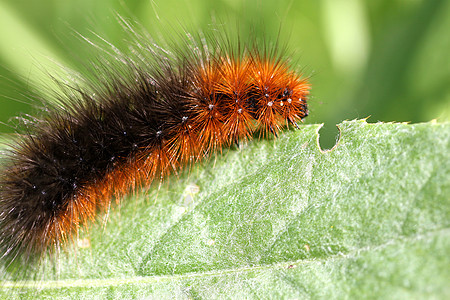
[318,123,340,151]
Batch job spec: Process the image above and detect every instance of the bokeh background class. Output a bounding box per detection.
[0,0,448,148]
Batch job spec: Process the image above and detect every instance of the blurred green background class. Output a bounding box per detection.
[0,0,449,148]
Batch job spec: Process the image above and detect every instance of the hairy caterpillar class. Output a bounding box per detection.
[0,22,310,272]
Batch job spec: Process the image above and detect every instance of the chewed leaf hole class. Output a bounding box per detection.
[318,123,340,151]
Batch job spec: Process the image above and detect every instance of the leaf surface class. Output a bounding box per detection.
[1,120,449,299]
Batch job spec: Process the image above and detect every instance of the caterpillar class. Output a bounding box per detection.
[0,23,310,271]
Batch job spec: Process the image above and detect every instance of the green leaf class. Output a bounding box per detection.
[1,120,449,299]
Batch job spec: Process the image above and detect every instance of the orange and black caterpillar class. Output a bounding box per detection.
[0,27,310,268]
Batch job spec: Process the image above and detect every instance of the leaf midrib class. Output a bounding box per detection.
[3,227,447,289]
